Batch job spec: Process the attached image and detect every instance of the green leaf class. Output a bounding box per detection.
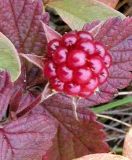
[0,33,21,81]
[92,97,132,113]
[48,0,125,30]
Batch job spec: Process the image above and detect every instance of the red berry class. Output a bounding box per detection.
[74,67,92,84]
[78,40,95,55]
[57,64,73,82]
[78,31,93,40]
[86,77,99,90]
[53,47,68,64]
[99,68,108,84]
[44,61,56,78]
[90,56,104,74]
[79,77,98,98]
[67,49,87,69]
[79,87,93,98]
[62,33,77,47]
[44,30,112,98]
[79,78,98,97]
[50,77,64,92]
[48,39,60,56]
[95,42,106,57]
[104,54,112,68]
[64,83,81,96]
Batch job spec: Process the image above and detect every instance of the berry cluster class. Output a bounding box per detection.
[44,31,112,98]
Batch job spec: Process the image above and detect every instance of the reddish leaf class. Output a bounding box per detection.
[9,88,23,113]
[0,113,56,160]
[94,18,132,50]
[40,94,109,160]
[0,71,13,120]
[0,72,57,160]
[10,87,41,117]
[0,0,50,88]
[0,0,49,55]
[17,95,41,117]
[123,127,132,160]
[81,17,132,107]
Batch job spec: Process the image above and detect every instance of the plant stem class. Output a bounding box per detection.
[96,114,131,127]
[116,91,132,96]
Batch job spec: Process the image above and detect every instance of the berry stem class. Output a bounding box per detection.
[72,97,79,121]
[41,82,57,102]
[41,92,56,103]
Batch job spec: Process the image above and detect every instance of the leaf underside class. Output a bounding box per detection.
[0,33,21,81]
[98,0,119,8]
[48,0,125,30]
